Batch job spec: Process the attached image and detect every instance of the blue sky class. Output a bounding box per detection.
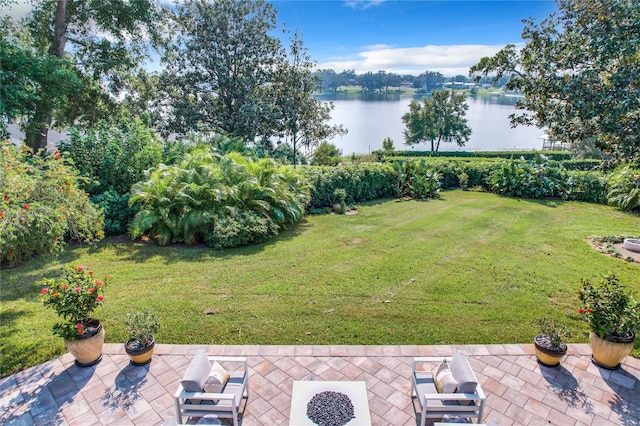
[271,0,558,75]
[2,0,558,77]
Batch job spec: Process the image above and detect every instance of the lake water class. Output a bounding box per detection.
[318,93,544,155]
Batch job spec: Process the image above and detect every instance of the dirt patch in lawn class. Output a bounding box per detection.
[586,236,640,265]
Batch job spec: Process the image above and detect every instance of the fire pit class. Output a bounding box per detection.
[289,381,371,426]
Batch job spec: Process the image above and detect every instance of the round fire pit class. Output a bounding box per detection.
[306,391,355,426]
[623,238,640,253]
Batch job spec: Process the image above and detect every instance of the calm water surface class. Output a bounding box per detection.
[319,94,543,155]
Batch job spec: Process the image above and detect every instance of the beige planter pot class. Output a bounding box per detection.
[125,338,155,366]
[64,320,105,367]
[534,335,566,367]
[589,332,634,370]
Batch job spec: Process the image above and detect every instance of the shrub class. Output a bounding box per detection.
[312,141,341,166]
[59,117,164,234]
[487,157,567,198]
[129,149,310,248]
[0,142,104,267]
[607,166,640,212]
[302,163,396,209]
[564,171,608,204]
[393,159,440,199]
[90,189,136,236]
[458,172,469,190]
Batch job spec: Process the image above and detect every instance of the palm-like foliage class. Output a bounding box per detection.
[129,149,310,248]
[607,166,640,212]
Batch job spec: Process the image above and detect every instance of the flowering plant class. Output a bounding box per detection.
[41,265,109,340]
[578,272,640,340]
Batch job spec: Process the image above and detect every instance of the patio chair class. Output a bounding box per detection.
[174,351,249,426]
[411,351,486,425]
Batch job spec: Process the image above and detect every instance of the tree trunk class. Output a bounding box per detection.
[25,0,67,152]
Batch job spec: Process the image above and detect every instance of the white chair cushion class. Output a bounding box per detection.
[433,360,458,393]
[203,361,230,393]
[181,350,211,392]
[449,351,478,406]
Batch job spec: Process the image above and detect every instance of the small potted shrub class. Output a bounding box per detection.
[124,308,160,366]
[41,265,109,367]
[578,272,639,369]
[533,318,571,367]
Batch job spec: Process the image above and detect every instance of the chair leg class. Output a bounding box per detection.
[174,399,182,425]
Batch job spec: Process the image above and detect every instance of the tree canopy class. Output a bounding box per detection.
[401,90,471,152]
[470,0,640,165]
[1,0,168,151]
[161,0,344,160]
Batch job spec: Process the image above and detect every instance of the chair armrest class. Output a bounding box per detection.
[207,356,248,372]
[423,391,484,401]
[176,389,236,401]
[413,356,451,372]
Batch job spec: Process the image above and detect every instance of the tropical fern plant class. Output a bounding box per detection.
[129,148,311,248]
[607,166,640,212]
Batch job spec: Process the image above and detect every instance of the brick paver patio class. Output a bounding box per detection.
[1,344,639,425]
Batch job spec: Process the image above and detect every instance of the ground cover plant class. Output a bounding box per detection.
[1,191,639,377]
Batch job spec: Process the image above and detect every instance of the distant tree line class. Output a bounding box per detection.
[312,69,507,94]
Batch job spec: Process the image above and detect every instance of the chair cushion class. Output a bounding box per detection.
[450,351,478,406]
[203,361,230,393]
[181,350,211,392]
[433,360,458,393]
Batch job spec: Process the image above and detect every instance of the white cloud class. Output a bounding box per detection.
[318,43,517,76]
[344,0,386,10]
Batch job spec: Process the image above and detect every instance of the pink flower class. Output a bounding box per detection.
[77,266,84,271]
[41,288,49,294]
[60,283,68,290]
[97,295,104,302]
[87,288,94,294]
[95,280,103,287]
[75,287,81,293]
[75,323,84,334]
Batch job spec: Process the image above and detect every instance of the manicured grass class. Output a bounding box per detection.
[2,190,639,377]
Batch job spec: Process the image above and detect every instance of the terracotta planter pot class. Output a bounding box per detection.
[64,319,105,367]
[589,331,635,370]
[534,334,567,367]
[125,338,155,366]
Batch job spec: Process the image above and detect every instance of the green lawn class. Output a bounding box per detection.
[2,190,639,377]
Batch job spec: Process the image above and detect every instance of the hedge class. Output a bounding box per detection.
[301,163,397,209]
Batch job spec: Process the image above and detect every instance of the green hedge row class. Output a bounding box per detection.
[387,150,573,161]
[301,160,609,209]
[301,163,397,209]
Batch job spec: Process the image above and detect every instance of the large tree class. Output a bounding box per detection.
[402,89,471,152]
[161,0,281,141]
[470,0,640,165]
[273,31,346,165]
[161,0,344,160]
[2,0,167,151]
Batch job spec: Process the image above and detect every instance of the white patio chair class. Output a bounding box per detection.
[411,351,486,425]
[174,351,249,426]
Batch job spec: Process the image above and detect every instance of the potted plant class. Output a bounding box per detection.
[533,318,571,367]
[578,272,640,369]
[41,265,109,367]
[124,308,160,366]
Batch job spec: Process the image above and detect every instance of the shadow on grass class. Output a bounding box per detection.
[81,218,313,265]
